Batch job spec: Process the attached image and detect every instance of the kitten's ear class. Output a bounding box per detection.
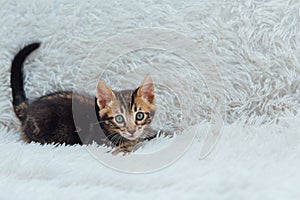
[96,80,115,109]
[137,75,155,104]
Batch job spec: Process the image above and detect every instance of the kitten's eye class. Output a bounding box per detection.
[115,115,125,123]
[135,112,144,121]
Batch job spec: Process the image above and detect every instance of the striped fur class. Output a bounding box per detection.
[97,75,156,143]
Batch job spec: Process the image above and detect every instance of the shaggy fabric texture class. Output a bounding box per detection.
[1,0,300,199]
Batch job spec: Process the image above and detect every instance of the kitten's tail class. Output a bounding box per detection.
[11,42,40,121]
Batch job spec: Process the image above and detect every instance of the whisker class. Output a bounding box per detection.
[110,133,123,146]
[109,134,118,142]
[116,137,122,146]
[91,120,107,125]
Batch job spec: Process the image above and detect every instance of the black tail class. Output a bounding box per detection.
[11,42,40,120]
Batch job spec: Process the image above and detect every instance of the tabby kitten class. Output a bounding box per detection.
[11,42,156,153]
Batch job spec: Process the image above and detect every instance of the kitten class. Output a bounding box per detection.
[11,42,156,153]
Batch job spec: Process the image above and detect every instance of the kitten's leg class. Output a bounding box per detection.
[112,140,142,156]
[22,116,43,143]
[20,131,31,143]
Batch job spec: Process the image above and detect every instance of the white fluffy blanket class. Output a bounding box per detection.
[1,0,300,199]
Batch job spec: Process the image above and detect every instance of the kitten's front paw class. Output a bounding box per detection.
[111,139,143,156]
[112,147,133,156]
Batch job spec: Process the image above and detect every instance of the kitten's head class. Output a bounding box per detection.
[96,75,155,141]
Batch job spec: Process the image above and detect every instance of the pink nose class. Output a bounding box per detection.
[128,130,135,135]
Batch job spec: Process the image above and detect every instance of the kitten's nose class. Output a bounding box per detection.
[128,130,135,135]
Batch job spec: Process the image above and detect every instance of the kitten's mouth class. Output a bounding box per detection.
[125,134,138,140]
